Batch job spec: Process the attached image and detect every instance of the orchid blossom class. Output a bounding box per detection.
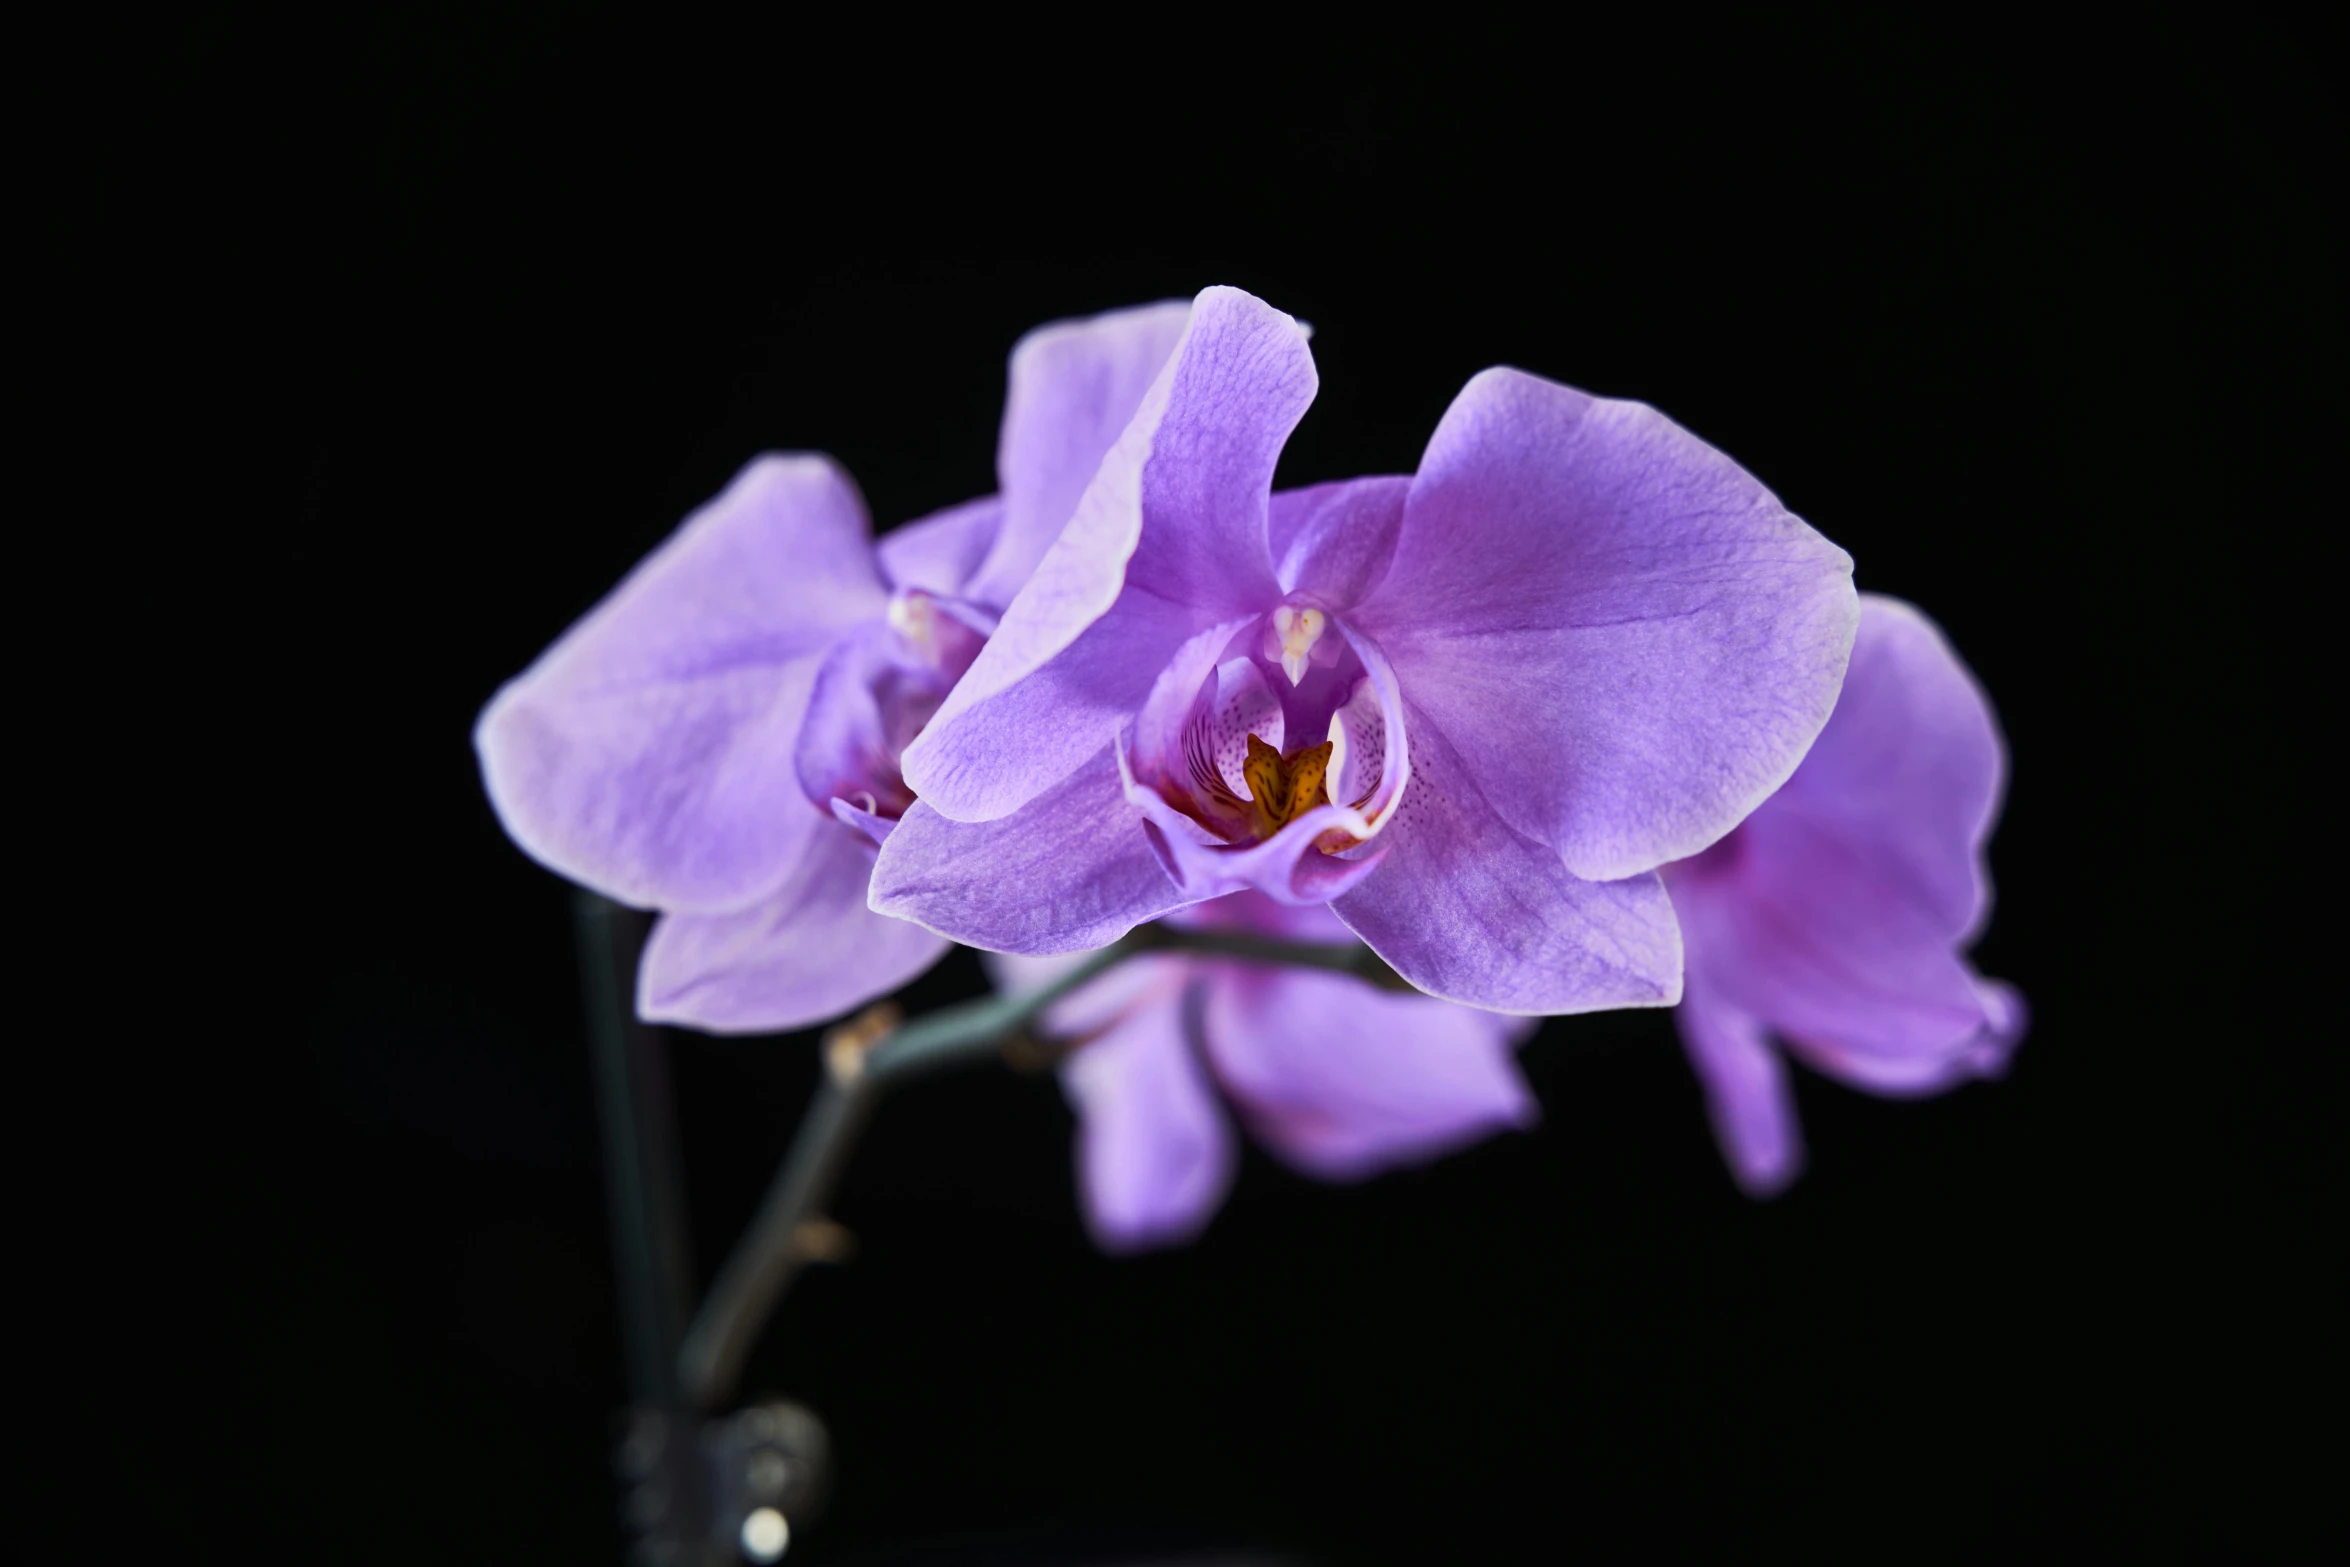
[1662,594,2026,1195]
[475,303,1191,1030]
[875,286,1860,1016]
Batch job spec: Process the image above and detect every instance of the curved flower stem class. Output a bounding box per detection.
[674,921,1405,1411]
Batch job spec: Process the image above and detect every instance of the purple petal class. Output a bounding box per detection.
[988,948,1190,1039]
[1355,368,1858,882]
[638,825,948,1033]
[1268,476,1410,610]
[965,300,1194,608]
[868,745,1188,953]
[1674,982,1805,1198]
[1127,622,1270,795]
[1331,703,1682,1014]
[828,796,895,848]
[1767,594,2006,942]
[1332,620,1412,832]
[902,287,1312,821]
[1201,966,1537,1180]
[793,621,902,815]
[1122,287,1315,615]
[877,494,1003,598]
[901,578,1209,823]
[1059,980,1236,1252]
[1669,808,2008,1074]
[1788,976,2028,1098]
[476,455,887,912]
[1663,593,2021,1099]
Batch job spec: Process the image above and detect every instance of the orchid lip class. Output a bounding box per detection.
[1139,631,1398,862]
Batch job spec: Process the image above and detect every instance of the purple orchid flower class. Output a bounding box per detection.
[994,889,1536,1251]
[874,286,1860,1016]
[473,301,1193,1031]
[1662,594,2026,1196]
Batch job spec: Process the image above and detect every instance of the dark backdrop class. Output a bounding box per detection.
[242,16,2328,1563]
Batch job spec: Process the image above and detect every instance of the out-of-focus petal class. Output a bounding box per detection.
[903,287,1313,821]
[877,494,1003,598]
[869,746,1188,953]
[1768,594,2006,942]
[1788,975,2028,1098]
[1202,966,1536,1180]
[828,796,895,848]
[638,825,947,1034]
[1268,476,1410,611]
[476,456,887,912]
[967,300,1194,608]
[1356,368,1857,882]
[1674,982,1805,1198]
[987,949,1189,1040]
[1672,808,2002,1070]
[1331,703,1682,1014]
[1060,980,1236,1252]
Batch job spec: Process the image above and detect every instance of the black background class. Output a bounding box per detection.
[231,14,2329,1563]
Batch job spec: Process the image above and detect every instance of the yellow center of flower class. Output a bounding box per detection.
[1242,733,1334,839]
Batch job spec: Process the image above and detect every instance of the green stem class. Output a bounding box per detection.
[674,921,1407,1410]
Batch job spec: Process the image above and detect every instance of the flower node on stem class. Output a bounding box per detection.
[823,1002,901,1085]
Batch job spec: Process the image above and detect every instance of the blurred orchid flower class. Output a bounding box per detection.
[475,302,1192,1030]
[994,890,1535,1251]
[1662,595,2026,1195]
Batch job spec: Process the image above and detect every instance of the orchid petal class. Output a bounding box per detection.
[903,287,1313,821]
[1269,475,1410,611]
[1767,594,2007,942]
[793,621,901,815]
[1202,967,1537,1180]
[1128,621,1267,793]
[475,455,887,913]
[1331,620,1411,833]
[1331,703,1682,1014]
[1059,979,1236,1253]
[1674,981,1804,1198]
[966,300,1194,608]
[638,825,948,1034]
[877,494,1003,598]
[899,580,1208,823]
[1357,368,1857,881]
[829,796,895,848]
[1670,806,2012,1073]
[869,745,1188,953]
[1786,977,2027,1098]
[987,949,1190,1040]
